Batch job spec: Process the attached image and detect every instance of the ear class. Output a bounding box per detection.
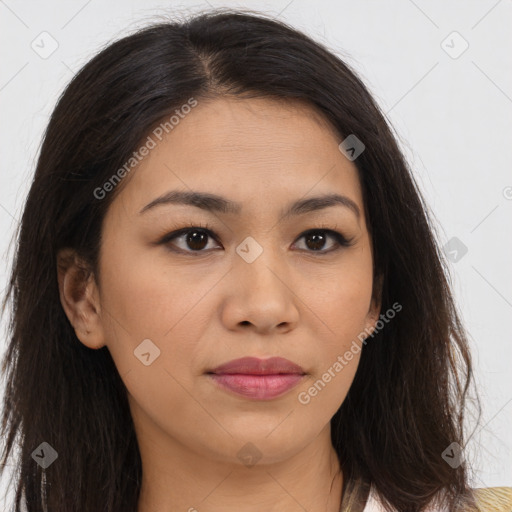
[56,248,106,349]
[363,272,383,335]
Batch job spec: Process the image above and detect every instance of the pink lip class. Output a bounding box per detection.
[207,357,306,400]
[209,356,305,375]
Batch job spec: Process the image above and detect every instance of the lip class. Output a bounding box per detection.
[206,357,306,400]
[208,356,305,375]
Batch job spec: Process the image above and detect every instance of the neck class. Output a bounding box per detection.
[135,420,343,512]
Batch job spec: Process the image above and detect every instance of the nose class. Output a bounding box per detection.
[219,244,300,335]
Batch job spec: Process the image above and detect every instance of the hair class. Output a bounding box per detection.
[1,8,480,512]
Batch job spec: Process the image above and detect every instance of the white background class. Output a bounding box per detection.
[1,0,511,508]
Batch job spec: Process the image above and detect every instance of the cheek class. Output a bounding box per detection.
[297,272,371,415]
[96,238,202,373]
[290,257,373,413]
[97,246,210,435]
[298,349,361,410]
[307,258,374,346]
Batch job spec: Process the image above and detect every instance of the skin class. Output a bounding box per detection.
[57,96,381,512]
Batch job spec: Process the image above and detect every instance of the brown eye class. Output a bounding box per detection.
[184,230,209,251]
[293,229,353,254]
[160,227,221,254]
[304,232,328,251]
[159,226,353,256]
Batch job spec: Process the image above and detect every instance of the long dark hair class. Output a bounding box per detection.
[1,8,479,511]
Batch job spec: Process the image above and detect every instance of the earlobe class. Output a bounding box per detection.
[56,248,105,349]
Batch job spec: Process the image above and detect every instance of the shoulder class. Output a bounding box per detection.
[361,485,512,512]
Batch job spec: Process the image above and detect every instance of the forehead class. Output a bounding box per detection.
[110,96,364,220]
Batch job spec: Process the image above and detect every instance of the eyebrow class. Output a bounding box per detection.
[139,190,360,220]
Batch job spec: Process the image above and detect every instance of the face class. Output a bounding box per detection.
[60,96,380,468]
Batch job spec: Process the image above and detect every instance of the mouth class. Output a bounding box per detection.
[206,356,306,400]
[207,356,305,375]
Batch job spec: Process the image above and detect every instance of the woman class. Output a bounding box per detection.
[1,8,508,512]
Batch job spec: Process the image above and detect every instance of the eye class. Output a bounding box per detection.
[159,223,221,254]
[158,223,354,255]
[292,228,354,254]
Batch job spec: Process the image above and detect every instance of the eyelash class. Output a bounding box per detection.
[157,221,355,256]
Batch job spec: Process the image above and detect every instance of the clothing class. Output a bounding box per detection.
[358,486,447,511]
[470,487,512,511]
[339,479,512,512]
